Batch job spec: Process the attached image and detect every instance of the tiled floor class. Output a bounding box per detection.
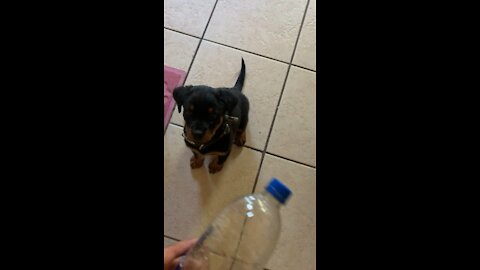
[164,0,316,269]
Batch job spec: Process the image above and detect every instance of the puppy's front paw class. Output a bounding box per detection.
[235,130,246,146]
[190,156,204,169]
[208,161,223,174]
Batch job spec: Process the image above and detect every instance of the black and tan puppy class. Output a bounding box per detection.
[173,59,249,174]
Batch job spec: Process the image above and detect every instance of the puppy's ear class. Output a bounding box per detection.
[215,89,238,113]
[173,86,193,113]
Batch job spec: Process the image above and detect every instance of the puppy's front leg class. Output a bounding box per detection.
[208,151,230,174]
[190,151,204,169]
[234,129,246,146]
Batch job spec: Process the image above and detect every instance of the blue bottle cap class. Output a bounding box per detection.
[265,178,292,204]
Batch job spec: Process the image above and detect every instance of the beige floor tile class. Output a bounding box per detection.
[293,0,316,71]
[164,237,177,247]
[164,0,217,37]
[256,154,316,270]
[169,105,184,127]
[205,0,308,62]
[267,67,316,166]
[164,124,261,240]
[172,41,288,150]
[164,29,199,72]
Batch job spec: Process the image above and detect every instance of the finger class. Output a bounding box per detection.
[173,257,182,267]
[167,239,197,257]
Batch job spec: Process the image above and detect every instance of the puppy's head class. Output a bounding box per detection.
[173,85,238,144]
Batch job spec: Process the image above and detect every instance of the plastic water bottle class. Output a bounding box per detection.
[176,178,292,270]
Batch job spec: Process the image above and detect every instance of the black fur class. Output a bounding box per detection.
[233,58,246,90]
[172,59,249,174]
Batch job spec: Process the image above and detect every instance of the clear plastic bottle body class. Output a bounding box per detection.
[180,191,282,270]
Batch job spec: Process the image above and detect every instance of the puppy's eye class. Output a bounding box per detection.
[208,107,214,113]
[188,105,194,112]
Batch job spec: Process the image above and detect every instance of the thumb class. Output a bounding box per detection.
[167,239,197,257]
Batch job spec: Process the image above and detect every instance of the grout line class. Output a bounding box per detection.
[291,63,316,73]
[251,0,312,193]
[199,0,220,39]
[169,122,183,129]
[202,38,290,65]
[164,235,180,242]
[163,27,316,73]
[265,151,316,169]
[288,0,311,66]
[242,145,263,153]
[164,26,201,39]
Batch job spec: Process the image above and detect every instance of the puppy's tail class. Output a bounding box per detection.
[233,58,246,91]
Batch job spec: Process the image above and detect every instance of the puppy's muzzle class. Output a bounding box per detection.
[192,129,204,140]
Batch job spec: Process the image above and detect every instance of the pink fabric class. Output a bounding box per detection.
[164,66,186,131]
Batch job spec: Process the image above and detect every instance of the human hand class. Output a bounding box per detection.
[164,239,197,270]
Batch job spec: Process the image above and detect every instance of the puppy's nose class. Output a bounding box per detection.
[192,129,204,139]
